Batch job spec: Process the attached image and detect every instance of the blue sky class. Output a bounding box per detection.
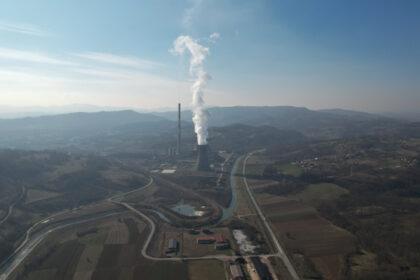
[0,0,419,112]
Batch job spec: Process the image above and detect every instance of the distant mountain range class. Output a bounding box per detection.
[0,104,130,119]
[154,106,402,138]
[0,106,415,153]
[0,110,175,152]
[2,104,418,121]
[0,104,179,119]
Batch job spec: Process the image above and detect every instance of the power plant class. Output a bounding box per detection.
[196,144,211,171]
[175,102,211,171]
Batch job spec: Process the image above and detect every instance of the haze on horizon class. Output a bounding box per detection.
[0,0,419,113]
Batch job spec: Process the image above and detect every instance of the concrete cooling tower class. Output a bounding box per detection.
[196,144,210,171]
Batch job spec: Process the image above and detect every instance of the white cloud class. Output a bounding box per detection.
[73,52,163,69]
[209,32,220,43]
[0,21,49,36]
[0,48,74,65]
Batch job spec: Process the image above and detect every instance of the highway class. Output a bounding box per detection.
[0,177,155,280]
[0,211,122,280]
[242,151,300,280]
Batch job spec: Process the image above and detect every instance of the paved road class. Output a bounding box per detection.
[0,187,25,227]
[112,189,246,262]
[108,177,154,202]
[111,170,283,263]
[1,154,300,279]
[0,212,122,280]
[242,151,300,280]
[0,177,154,280]
[116,201,278,262]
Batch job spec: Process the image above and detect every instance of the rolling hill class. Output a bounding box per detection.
[0,106,410,153]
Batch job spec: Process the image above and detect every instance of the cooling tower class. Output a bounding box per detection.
[196,144,210,171]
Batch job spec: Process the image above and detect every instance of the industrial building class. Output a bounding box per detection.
[229,263,245,280]
[250,257,272,280]
[214,234,230,250]
[166,239,179,254]
[196,236,215,244]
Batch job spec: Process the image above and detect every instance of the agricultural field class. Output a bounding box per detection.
[0,149,156,266]
[259,193,355,279]
[249,134,420,279]
[10,214,193,280]
[247,154,356,280]
[276,163,303,177]
[12,212,236,280]
[188,260,226,280]
[291,183,349,207]
[24,189,61,204]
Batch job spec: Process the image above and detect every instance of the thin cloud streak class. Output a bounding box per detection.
[0,21,49,36]
[0,48,75,65]
[0,52,190,108]
[73,52,163,69]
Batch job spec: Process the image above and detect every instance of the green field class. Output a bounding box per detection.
[293,183,349,205]
[276,163,303,177]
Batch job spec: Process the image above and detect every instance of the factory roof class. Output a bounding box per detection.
[250,257,272,280]
[168,239,178,249]
[215,234,228,243]
[229,264,244,279]
[196,236,215,241]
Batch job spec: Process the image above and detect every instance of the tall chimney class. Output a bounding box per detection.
[177,103,181,155]
[196,144,210,171]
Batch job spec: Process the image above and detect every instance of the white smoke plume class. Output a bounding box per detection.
[172,35,210,145]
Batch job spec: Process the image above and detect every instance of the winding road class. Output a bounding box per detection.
[1,152,300,279]
[0,177,154,280]
[0,187,25,227]
[0,211,123,280]
[113,151,300,280]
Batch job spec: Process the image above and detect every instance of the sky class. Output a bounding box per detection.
[0,0,419,112]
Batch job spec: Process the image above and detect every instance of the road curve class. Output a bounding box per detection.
[242,151,300,280]
[1,159,299,279]
[0,187,25,227]
[113,173,281,262]
[115,201,278,262]
[0,177,154,280]
[0,212,122,280]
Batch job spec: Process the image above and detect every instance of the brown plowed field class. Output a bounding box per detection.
[247,160,356,280]
[257,192,355,279]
